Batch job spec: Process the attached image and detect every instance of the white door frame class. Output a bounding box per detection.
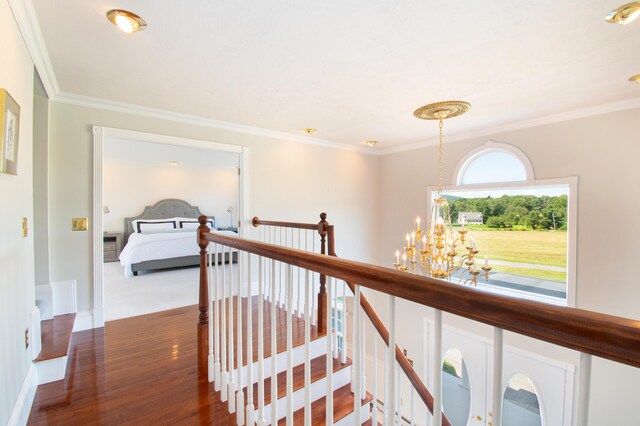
[92,126,249,328]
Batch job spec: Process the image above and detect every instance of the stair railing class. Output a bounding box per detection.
[198,214,640,426]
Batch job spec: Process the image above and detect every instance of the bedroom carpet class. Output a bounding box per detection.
[104,262,236,321]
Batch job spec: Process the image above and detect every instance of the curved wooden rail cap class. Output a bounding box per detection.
[252,216,260,227]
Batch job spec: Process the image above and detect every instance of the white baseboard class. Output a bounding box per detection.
[73,310,102,331]
[7,364,37,426]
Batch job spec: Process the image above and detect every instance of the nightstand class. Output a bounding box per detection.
[103,232,123,262]
[217,226,238,233]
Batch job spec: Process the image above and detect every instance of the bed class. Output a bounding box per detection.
[119,199,237,277]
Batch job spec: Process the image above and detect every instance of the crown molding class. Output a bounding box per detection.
[54,92,376,155]
[380,96,640,155]
[8,0,60,98]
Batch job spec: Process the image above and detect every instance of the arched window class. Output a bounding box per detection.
[454,141,534,185]
[426,141,576,306]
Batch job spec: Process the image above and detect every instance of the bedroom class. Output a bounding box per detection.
[102,135,240,320]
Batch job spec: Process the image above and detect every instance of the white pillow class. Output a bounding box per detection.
[136,220,177,234]
[131,217,178,233]
[176,217,214,229]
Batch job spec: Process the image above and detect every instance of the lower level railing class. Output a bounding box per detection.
[197,214,640,426]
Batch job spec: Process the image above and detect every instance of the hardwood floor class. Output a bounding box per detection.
[35,314,75,362]
[27,298,346,425]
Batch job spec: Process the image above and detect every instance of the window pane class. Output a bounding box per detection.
[440,184,569,305]
[503,374,542,426]
[461,151,527,185]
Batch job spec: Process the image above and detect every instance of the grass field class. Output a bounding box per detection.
[456,229,567,282]
[464,230,567,267]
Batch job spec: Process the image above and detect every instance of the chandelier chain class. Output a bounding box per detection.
[438,117,443,195]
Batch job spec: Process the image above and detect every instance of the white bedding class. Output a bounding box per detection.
[119,229,237,277]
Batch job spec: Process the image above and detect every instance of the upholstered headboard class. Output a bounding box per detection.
[123,199,213,244]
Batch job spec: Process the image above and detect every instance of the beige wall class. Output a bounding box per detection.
[33,71,49,286]
[0,0,35,422]
[103,159,239,233]
[48,102,380,312]
[375,107,640,424]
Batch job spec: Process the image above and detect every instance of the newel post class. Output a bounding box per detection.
[197,215,210,373]
[317,213,329,333]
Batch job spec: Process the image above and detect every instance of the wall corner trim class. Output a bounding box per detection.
[7,363,37,426]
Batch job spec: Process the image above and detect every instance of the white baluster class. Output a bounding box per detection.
[493,327,503,426]
[246,253,254,425]
[575,353,592,426]
[270,259,278,426]
[297,229,302,318]
[257,256,266,426]
[383,335,388,425]
[341,281,347,365]
[286,265,294,425]
[333,283,339,360]
[354,285,361,422]
[385,296,396,426]
[221,246,228,403]
[361,306,367,401]
[311,233,316,326]
[208,246,214,382]
[304,269,312,426]
[372,328,378,426]
[410,386,415,426]
[229,249,236,414]
[433,309,443,426]
[214,244,221,390]
[279,227,284,308]
[397,365,402,426]
[326,277,334,425]
[237,251,245,425]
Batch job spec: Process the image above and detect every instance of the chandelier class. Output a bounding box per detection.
[393,101,491,286]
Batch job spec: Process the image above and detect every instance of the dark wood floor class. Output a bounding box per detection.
[35,313,75,362]
[27,298,356,425]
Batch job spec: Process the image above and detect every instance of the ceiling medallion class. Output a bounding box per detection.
[413,100,471,121]
[303,128,317,134]
[365,140,378,147]
[605,2,640,25]
[106,9,147,34]
[629,74,640,85]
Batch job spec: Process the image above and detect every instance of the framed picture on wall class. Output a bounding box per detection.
[0,89,20,175]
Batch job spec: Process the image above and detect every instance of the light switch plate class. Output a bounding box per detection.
[22,217,28,238]
[72,217,88,231]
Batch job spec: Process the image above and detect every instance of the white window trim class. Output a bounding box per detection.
[453,140,535,186]
[427,176,578,307]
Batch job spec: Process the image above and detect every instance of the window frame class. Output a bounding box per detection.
[453,140,535,186]
[428,170,578,307]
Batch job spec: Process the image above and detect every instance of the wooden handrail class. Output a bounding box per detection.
[199,222,640,369]
[252,216,324,231]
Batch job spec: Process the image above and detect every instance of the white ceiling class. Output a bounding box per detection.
[33,0,640,150]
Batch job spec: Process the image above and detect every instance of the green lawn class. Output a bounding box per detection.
[490,265,566,283]
[463,230,567,267]
[452,229,567,282]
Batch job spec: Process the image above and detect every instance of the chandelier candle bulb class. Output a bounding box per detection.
[405,234,410,249]
[411,232,416,246]
[396,250,400,265]
[416,217,421,231]
[402,253,407,267]
[485,255,488,267]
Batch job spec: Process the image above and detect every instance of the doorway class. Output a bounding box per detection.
[92,126,248,326]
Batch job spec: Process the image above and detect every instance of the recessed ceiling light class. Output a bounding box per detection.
[107,9,147,34]
[605,2,640,25]
[365,140,378,147]
[303,128,317,135]
[630,74,640,85]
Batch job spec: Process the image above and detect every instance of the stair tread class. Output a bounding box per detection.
[218,296,326,369]
[277,383,373,425]
[253,353,351,406]
[35,313,75,362]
